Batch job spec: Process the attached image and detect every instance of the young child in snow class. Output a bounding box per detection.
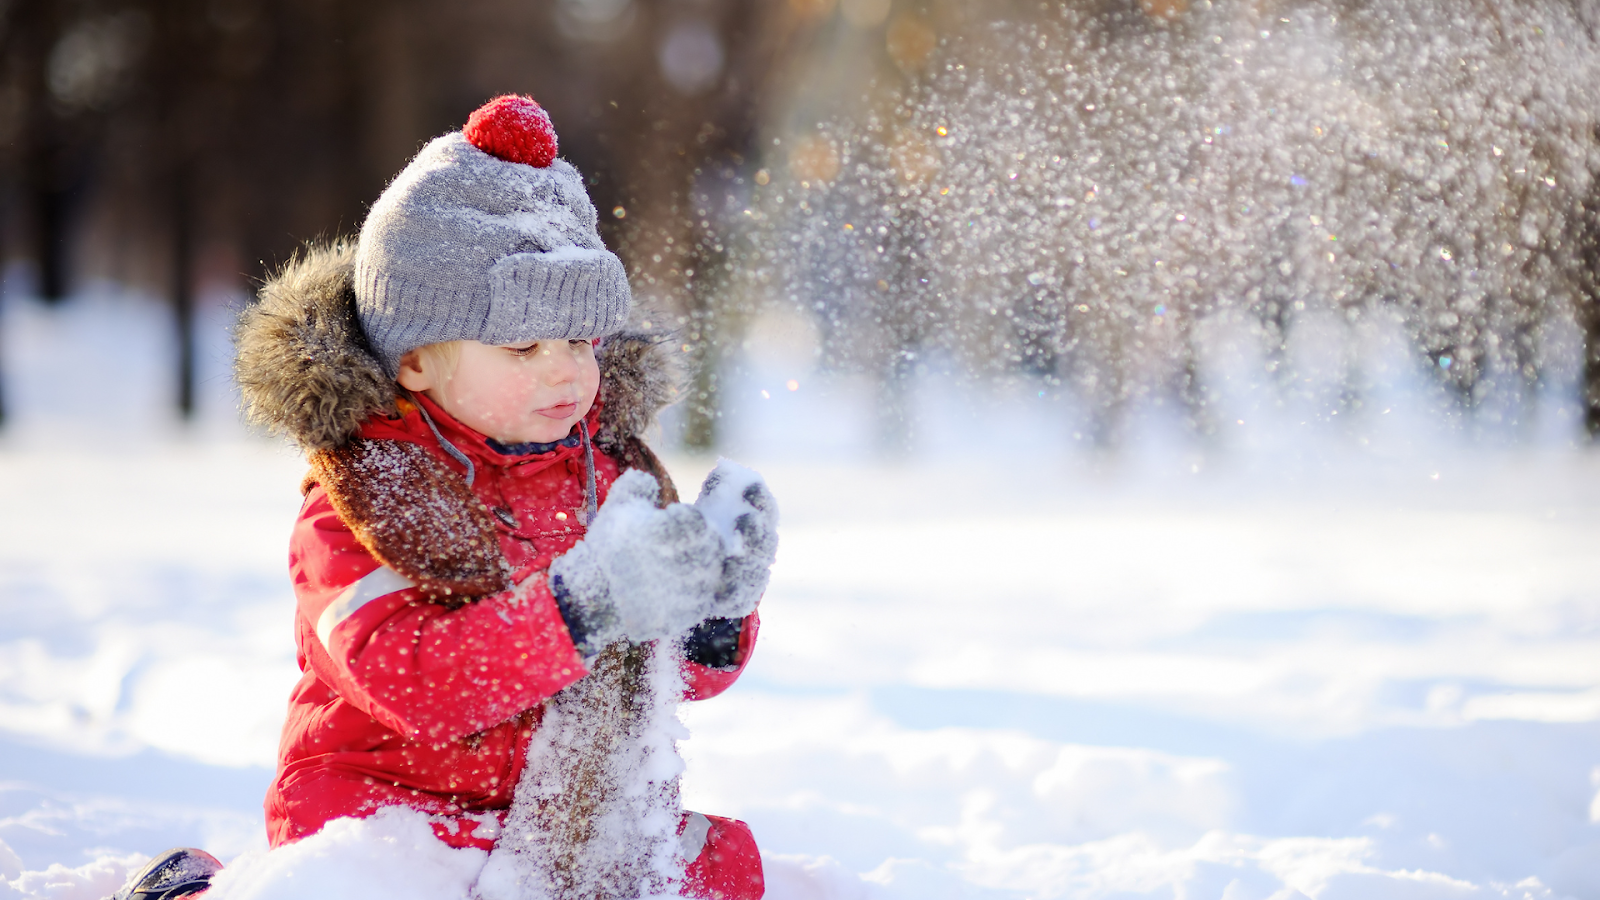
[108,96,773,900]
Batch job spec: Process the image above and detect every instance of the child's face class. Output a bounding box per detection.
[397,339,601,443]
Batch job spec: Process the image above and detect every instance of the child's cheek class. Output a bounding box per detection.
[448,378,511,433]
[579,359,602,408]
[476,383,526,430]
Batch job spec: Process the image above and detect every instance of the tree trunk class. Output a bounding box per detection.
[172,167,196,419]
[1583,303,1600,439]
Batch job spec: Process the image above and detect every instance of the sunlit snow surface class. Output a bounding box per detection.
[1,286,1599,900]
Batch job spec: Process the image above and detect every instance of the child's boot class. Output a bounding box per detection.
[106,848,222,900]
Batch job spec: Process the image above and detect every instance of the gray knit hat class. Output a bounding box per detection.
[354,96,631,376]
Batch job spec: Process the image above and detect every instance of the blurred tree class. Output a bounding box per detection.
[1575,170,1600,437]
[0,0,814,434]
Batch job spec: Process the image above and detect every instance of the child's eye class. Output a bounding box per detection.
[569,339,592,348]
[508,342,540,356]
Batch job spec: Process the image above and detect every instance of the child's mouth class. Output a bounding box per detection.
[537,402,578,419]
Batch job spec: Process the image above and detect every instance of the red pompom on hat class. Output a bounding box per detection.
[463,95,558,168]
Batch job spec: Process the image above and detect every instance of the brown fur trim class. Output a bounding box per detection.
[236,242,398,451]
[606,434,681,506]
[310,440,512,603]
[595,327,681,451]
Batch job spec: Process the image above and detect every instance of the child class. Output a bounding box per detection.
[110,96,773,900]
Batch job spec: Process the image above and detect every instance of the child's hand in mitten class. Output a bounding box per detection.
[548,470,724,656]
[693,461,779,621]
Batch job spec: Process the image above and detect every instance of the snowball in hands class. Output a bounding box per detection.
[549,462,778,654]
[549,470,720,652]
[696,459,779,618]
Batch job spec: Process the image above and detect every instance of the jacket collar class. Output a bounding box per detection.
[359,391,603,476]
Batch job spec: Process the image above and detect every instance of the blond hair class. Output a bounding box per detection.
[410,340,463,380]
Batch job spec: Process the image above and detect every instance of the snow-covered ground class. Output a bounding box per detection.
[0,286,1597,899]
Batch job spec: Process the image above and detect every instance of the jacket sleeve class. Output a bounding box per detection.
[290,485,588,743]
[681,609,760,701]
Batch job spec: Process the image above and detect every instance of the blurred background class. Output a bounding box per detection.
[3,2,1600,898]
[2,0,1600,456]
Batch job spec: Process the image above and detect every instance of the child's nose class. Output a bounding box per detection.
[543,346,580,385]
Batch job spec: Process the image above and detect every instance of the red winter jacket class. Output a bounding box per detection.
[265,393,757,847]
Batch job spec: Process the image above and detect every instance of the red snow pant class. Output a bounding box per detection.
[676,812,765,900]
[270,775,762,900]
[431,811,763,900]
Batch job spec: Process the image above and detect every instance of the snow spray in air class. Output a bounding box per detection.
[724,0,1600,443]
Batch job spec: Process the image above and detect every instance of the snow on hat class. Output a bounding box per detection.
[354,94,631,377]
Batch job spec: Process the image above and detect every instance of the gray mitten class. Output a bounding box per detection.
[693,460,780,620]
[549,470,725,656]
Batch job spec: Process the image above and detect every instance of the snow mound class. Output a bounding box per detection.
[205,809,487,900]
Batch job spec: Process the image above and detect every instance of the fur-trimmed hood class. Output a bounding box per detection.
[235,241,680,453]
